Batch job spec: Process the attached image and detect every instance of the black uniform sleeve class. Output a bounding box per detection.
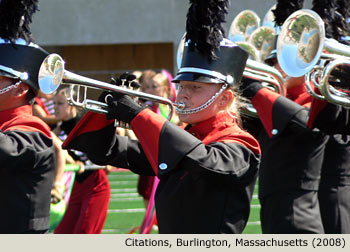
[86,135,155,176]
[0,130,37,170]
[181,141,260,183]
[309,101,350,134]
[155,121,259,179]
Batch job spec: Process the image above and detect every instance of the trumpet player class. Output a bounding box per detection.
[0,0,56,233]
[61,0,261,234]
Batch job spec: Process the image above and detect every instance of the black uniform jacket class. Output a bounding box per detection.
[308,97,350,135]
[63,110,261,233]
[308,96,350,233]
[0,105,55,233]
[251,84,329,199]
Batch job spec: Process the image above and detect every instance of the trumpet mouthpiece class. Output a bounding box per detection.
[174,101,185,110]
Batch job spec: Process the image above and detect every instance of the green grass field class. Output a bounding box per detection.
[102,170,262,234]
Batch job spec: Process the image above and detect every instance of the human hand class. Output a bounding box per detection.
[76,161,85,174]
[103,72,144,124]
[240,77,264,99]
[51,185,64,204]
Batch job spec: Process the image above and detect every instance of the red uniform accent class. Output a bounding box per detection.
[137,175,154,200]
[62,111,114,149]
[187,112,261,155]
[252,88,279,138]
[287,84,312,108]
[0,105,51,138]
[307,96,328,128]
[131,109,167,175]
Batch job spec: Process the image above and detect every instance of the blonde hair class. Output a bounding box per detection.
[152,73,172,98]
[139,70,156,87]
[225,84,243,127]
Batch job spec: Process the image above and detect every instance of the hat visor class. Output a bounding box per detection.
[172,72,223,84]
[0,66,21,79]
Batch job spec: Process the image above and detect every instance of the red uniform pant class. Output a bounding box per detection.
[54,169,110,234]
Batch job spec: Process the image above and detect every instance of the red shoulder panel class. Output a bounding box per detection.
[251,88,280,137]
[307,98,328,128]
[131,109,167,175]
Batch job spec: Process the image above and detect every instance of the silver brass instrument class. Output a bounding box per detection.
[277,9,350,106]
[248,26,276,62]
[236,41,260,61]
[38,54,184,127]
[262,4,277,29]
[242,59,286,117]
[228,10,260,42]
[319,58,350,107]
[176,33,186,71]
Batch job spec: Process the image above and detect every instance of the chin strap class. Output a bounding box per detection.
[176,83,228,115]
[0,79,21,95]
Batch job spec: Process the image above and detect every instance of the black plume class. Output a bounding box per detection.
[185,0,230,61]
[312,0,350,43]
[0,0,39,43]
[312,0,338,39]
[273,0,304,26]
[335,0,350,44]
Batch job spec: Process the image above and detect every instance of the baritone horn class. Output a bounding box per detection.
[228,10,260,42]
[38,54,184,124]
[241,59,286,116]
[277,9,350,106]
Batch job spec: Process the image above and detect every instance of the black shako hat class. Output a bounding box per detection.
[172,0,248,86]
[0,0,48,95]
[173,38,249,85]
[0,41,48,95]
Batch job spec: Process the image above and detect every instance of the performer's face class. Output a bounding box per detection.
[176,81,231,125]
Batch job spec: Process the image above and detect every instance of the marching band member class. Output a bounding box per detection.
[0,0,55,233]
[241,0,328,233]
[307,0,350,233]
[62,0,260,234]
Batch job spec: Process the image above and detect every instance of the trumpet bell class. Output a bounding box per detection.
[277,9,325,77]
[228,10,260,42]
[39,54,65,94]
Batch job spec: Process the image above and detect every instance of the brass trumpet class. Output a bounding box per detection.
[277,9,350,106]
[38,54,184,126]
